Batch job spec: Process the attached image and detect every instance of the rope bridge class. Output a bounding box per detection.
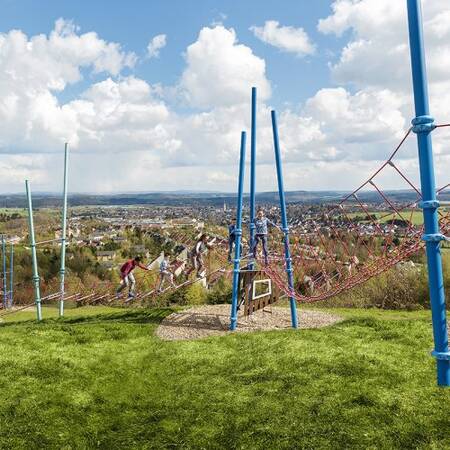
[1,126,448,317]
[260,125,449,303]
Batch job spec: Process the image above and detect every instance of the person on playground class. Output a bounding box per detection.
[228,218,238,262]
[157,256,175,292]
[116,256,149,299]
[252,209,278,265]
[228,218,244,262]
[186,233,214,278]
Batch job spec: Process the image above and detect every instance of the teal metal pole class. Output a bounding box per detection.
[230,131,247,331]
[407,0,449,386]
[9,242,13,308]
[59,143,69,317]
[25,180,42,321]
[249,87,257,269]
[2,235,6,309]
[271,110,298,329]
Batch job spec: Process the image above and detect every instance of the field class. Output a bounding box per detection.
[0,208,27,217]
[0,305,449,449]
[346,207,449,226]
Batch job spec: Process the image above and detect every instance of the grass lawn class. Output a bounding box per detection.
[0,305,449,449]
[347,209,425,225]
[0,208,27,217]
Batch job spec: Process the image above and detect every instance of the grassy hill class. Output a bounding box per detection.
[0,306,449,449]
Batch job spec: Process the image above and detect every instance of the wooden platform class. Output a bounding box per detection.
[239,270,281,316]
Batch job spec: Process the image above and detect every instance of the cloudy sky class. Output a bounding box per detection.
[0,0,449,194]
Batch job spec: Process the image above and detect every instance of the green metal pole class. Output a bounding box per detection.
[2,235,6,309]
[25,180,42,321]
[9,242,13,308]
[59,143,69,317]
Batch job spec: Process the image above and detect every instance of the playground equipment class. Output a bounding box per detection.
[238,270,280,317]
[0,235,14,309]
[25,143,69,321]
[229,0,449,385]
[1,0,448,387]
[229,92,299,331]
[407,0,449,386]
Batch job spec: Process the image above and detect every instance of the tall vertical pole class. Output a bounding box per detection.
[249,87,257,269]
[407,0,449,386]
[9,242,13,308]
[1,235,6,309]
[25,180,42,322]
[271,111,298,329]
[59,143,69,317]
[230,131,247,331]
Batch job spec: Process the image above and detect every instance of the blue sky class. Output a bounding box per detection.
[0,0,449,193]
[0,0,345,109]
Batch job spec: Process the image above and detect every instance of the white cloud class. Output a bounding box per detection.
[180,25,271,109]
[147,34,167,58]
[309,0,450,191]
[250,20,315,57]
[0,18,137,154]
[0,11,449,194]
[318,0,450,95]
[66,77,177,154]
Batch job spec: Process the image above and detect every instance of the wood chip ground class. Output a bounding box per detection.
[156,304,343,341]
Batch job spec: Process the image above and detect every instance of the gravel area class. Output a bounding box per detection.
[156,304,343,341]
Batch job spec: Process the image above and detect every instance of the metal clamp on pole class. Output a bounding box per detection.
[411,115,436,133]
[421,233,446,242]
[432,351,450,361]
[418,200,439,209]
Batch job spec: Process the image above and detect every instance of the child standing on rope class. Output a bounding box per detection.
[157,256,175,292]
[228,218,244,262]
[186,234,214,278]
[228,218,238,262]
[116,256,149,299]
[252,209,278,265]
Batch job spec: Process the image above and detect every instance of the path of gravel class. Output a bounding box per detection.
[156,304,343,341]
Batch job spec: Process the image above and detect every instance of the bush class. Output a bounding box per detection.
[184,283,207,306]
[206,278,232,305]
[325,263,430,310]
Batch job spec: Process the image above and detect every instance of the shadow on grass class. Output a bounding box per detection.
[0,307,175,328]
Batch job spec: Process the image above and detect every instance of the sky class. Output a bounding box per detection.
[0,0,449,194]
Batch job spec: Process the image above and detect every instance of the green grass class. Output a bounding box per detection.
[0,306,449,449]
[0,207,27,217]
[347,209,426,225]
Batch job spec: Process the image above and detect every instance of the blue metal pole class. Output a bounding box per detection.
[59,143,69,317]
[9,242,13,308]
[2,235,6,309]
[230,131,247,331]
[249,87,257,269]
[25,180,42,322]
[271,110,298,329]
[407,0,449,386]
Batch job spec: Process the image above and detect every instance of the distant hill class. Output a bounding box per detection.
[0,189,448,208]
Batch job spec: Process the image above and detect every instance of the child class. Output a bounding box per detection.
[186,234,214,278]
[157,257,175,292]
[252,209,278,265]
[116,256,149,299]
[228,219,237,262]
